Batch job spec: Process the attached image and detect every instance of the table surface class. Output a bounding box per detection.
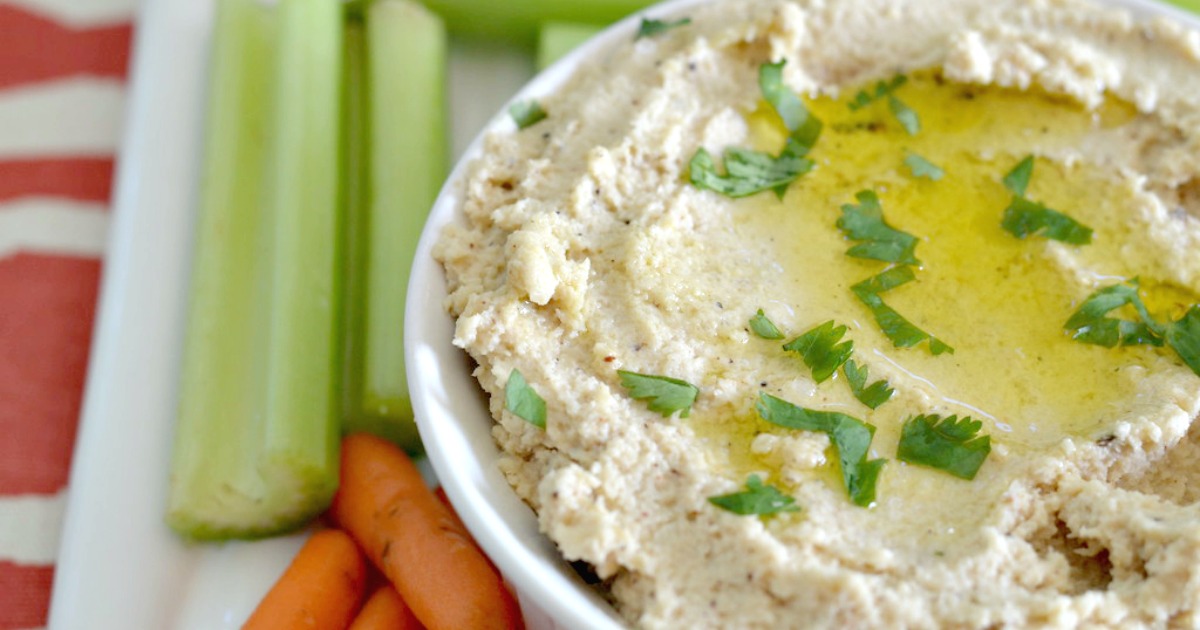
[1,0,1198,628]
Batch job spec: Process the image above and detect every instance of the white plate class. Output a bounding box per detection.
[49,0,1200,628]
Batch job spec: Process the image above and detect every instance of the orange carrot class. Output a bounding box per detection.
[243,528,367,630]
[348,585,424,630]
[331,433,524,630]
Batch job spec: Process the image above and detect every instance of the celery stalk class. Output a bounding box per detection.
[166,0,343,540]
[339,0,446,453]
[417,0,656,43]
[537,21,604,70]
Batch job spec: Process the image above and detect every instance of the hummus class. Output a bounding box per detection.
[434,0,1200,627]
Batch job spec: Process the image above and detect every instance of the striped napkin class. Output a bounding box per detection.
[0,0,134,627]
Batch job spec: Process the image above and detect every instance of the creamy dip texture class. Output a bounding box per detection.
[435,0,1200,626]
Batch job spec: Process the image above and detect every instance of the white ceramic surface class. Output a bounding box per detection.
[48,0,1200,629]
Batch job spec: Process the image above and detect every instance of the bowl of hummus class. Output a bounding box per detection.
[407,0,1200,627]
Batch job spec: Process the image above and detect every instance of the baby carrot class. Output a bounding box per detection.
[243,528,367,630]
[331,433,524,630]
[348,585,424,630]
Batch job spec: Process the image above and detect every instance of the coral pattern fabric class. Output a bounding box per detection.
[0,0,134,627]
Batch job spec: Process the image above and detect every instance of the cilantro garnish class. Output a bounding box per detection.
[847,75,919,135]
[749,308,785,340]
[904,151,944,181]
[759,60,823,150]
[1064,280,1163,348]
[635,16,691,39]
[708,474,801,516]
[843,359,894,409]
[837,190,920,265]
[852,269,954,355]
[1166,306,1200,376]
[999,155,1092,244]
[756,393,885,507]
[618,370,699,417]
[1002,196,1093,245]
[783,320,854,383]
[688,139,813,198]
[896,414,991,480]
[1002,155,1034,196]
[505,369,546,428]
[509,99,547,129]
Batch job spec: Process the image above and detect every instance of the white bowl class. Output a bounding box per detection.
[405,1,1200,628]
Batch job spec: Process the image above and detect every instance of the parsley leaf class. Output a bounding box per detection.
[505,369,546,428]
[783,320,854,383]
[759,60,823,150]
[708,474,801,516]
[509,99,547,129]
[847,75,907,111]
[688,139,813,198]
[1166,306,1200,376]
[852,269,954,355]
[897,414,991,480]
[1002,196,1093,245]
[843,359,894,409]
[837,190,920,265]
[756,393,885,507]
[1064,281,1164,348]
[749,308,785,340]
[618,370,699,417]
[904,151,944,181]
[1002,155,1034,196]
[888,96,920,135]
[635,16,691,39]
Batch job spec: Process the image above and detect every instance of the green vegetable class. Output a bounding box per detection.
[635,16,690,39]
[837,190,920,265]
[167,0,343,539]
[896,415,991,480]
[708,474,800,516]
[1001,196,1093,245]
[888,96,920,135]
[618,370,700,417]
[688,139,813,199]
[846,75,919,134]
[1166,306,1200,376]
[341,0,447,451]
[904,151,943,181]
[756,393,884,506]
[509,99,548,129]
[759,60,822,150]
[749,308,785,340]
[505,369,547,428]
[1002,155,1034,196]
[782,320,853,384]
[852,269,954,355]
[537,21,603,69]
[843,359,894,409]
[1063,281,1163,348]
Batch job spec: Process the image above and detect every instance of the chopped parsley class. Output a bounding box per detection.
[708,474,800,516]
[618,370,699,418]
[756,393,885,507]
[508,99,547,129]
[837,190,920,265]
[688,139,813,198]
[847,75,919,135]
[783,320,854,384]
[1064,280,1163,348]
[852,269,954,355]
[896,414,991,480]
[999,155,1093,244]
[759,60,823,150]
[904,151,944,181]
[843,359,894,409]
[635,16,691,39]
[749,308,785,340]
[1064,281,1200,377]
[505,369,546,428]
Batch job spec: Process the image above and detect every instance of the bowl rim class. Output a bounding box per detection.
[405,1,1200,628]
